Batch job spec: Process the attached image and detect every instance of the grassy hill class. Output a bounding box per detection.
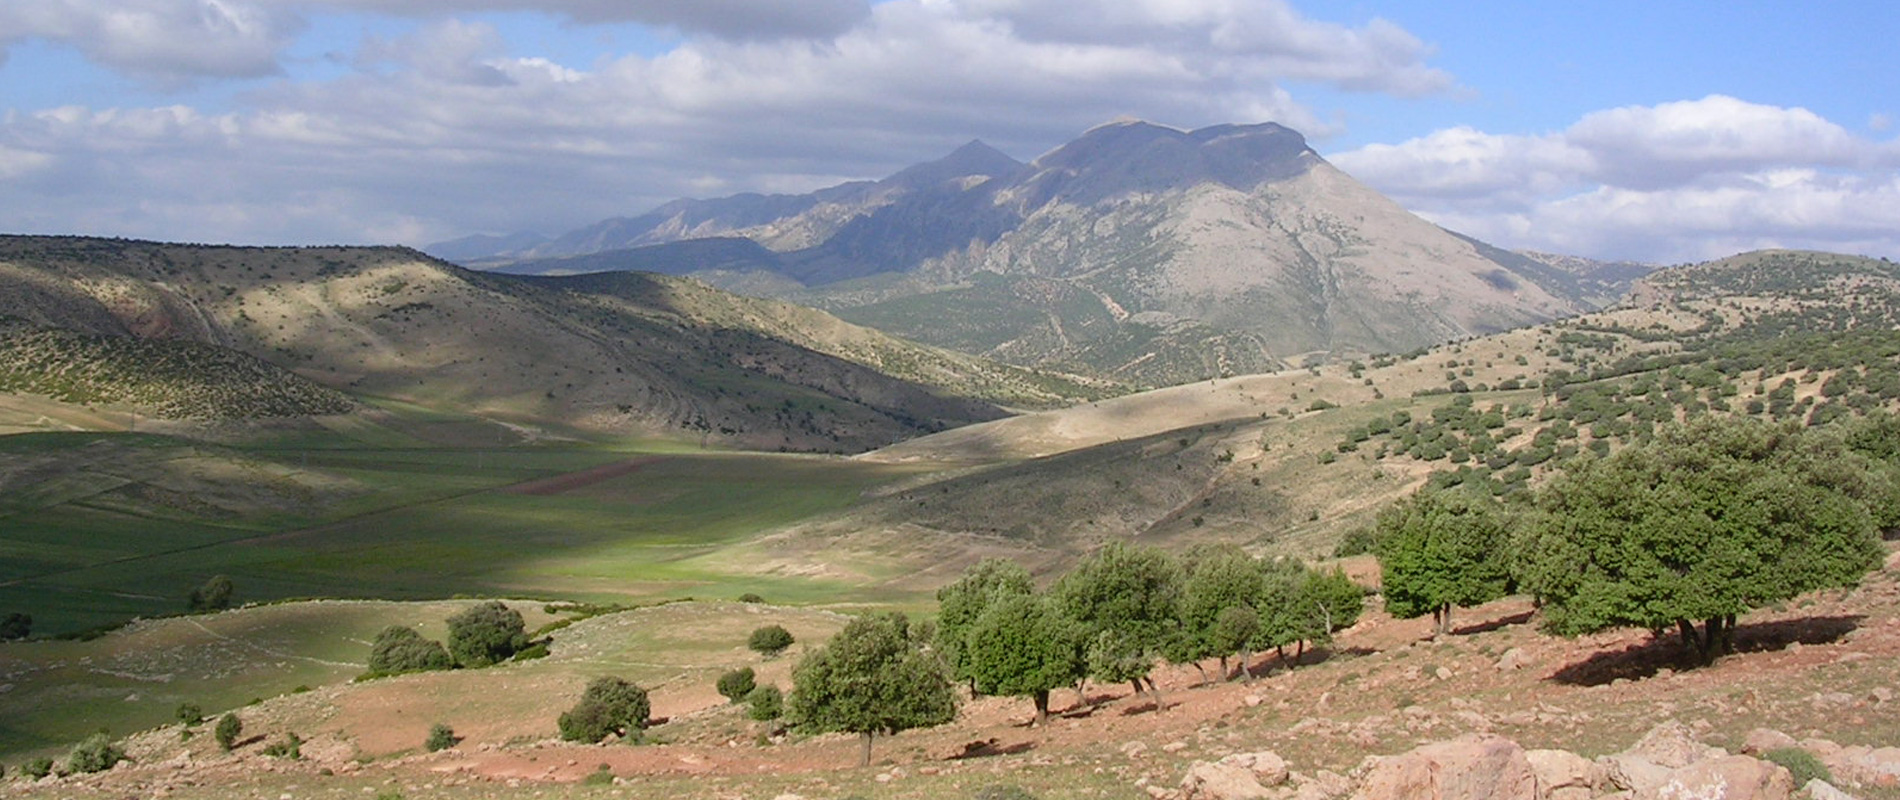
[0,236,1112,453]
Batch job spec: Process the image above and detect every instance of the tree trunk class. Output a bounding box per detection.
[1238,647,1254,683]
[1193,661,1210,686]
[1077,678,1093,708]
[1130,678,1144,698]
[1437,603,1454,637]
[1294,639,1306,665]
[859,731,874,767]
[1218,655,1229,680]
[1146,676,1164,712]
[1033,689,1050,726]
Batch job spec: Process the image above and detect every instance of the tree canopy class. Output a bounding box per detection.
[1053,542,1181,701]
[1520,417,1886,664]
[787,612,956,766]
[366,625,453,676]
[962,593,1083,725]
[935,558,1035,685]
[445,601,528,668]
[1373,487,1512,636]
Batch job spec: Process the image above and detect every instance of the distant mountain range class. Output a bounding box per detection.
[436,120,1653,386]
[0,236,1112,451]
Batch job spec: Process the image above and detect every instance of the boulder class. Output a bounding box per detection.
[1626,720,1726,769]
[1803,779,1859,800]
[1526,748,1598,794]
[1219,751,1289,787]
[1740,729,1798,756]
[1352,734,1535,800]
[1643,755,1792,800]
[1181,760,1272,800]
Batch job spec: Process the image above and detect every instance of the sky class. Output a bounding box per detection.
[0,0,1895,264]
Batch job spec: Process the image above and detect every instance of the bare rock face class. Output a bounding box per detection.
[1598,722,1794,800]
[1351,734,1536,800]
[1525,748,1599,797]
[1740,728,1800,756]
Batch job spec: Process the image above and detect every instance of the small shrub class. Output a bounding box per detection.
[582,765,615,786]
[445,601,528,668]
[65,733,125,774]
[366,625,454,677]
[176,702,205,726]
[214,713,242,751]
[737,593,766,604]
[512,641,551,661]
[558,677,650,743]
[186,575,234,613]
[426,723,457,752]
[745,685,783,721]
[717,667,757,703]
[0,611,29,640]
[22,757,53,779]
[1762,747,1830,786]
[1334,527,1377,558]
[747,625,794,658]
[262,733,303,760]
[972,786,1039,800]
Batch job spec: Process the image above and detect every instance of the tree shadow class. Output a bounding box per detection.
[1452,609,1536,636]
[1233,645,1377,680]
[1549,615,1864,686]
[951,738,1035,759]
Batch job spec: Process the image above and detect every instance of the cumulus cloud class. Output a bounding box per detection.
[1332,95,1900,262]
[0,0,1452,245]
[304,0,874,41]
[0,0,297,85]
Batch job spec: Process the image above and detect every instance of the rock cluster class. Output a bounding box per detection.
[1163,721,1896,800]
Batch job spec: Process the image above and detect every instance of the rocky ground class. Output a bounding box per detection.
[9,549,1899,800]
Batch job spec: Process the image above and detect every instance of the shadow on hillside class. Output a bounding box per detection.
[1229,645,1377,681]
[1549,614,1864,686]
[1453,609,1536,636]
[952,738,1035,759]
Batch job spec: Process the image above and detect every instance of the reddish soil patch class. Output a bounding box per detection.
[500,457,663,496]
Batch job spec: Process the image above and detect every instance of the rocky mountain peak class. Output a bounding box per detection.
[1014,120,1318,206]
[883,139,1025,190]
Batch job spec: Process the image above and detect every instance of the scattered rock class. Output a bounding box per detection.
[1164,741,1190,753]
[1492,648,1530,671]
[1525,748,1597,794]
[1652,755,1793,800]
[1218,751,1288,787]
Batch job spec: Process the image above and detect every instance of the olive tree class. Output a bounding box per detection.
[1373,488,1511,636]
[445,601,527,668]
[1053,542,1181,707]
[787,612,956,766]
[934,558,1035,687]
[748,625,795,658]
[186,575,234,613]
[962,594,1083,725]
[1522,418,1885,665]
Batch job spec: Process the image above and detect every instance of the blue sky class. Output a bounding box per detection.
[0,1,1894,263]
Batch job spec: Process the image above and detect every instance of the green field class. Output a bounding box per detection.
[0,422,937,637]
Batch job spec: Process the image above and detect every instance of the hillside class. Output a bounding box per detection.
[0,236,1107,452]
[732,250,1900,583]
[453,121,1651,386]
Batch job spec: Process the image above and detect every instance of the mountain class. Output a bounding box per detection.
[0,236,1110,451]
[445,121,1610,387]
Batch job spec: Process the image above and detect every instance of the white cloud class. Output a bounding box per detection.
[0,0,1452,245]
[301,0,874,40]
[1332,96,1900,263]
[0,0,297,85]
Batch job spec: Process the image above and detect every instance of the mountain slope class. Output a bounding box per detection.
[452,121,1597,387]
[0,236,1108,451]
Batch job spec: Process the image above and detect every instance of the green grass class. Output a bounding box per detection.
[2,435,930,636]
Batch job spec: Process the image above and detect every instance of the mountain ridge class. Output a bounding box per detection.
[443,120,1640,386]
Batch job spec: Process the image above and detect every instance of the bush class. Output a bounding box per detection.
[186,575,234,613]
[22,757,53,779]
[446,601,528,668]
[176,702,205,726]
[973,786,1039,800]
[747,625,794,658]
[558,677,650,743]
[745,684,783,721]
[366,625,453,676]
[1762,747,1830,786]
[582,765,615,786]
[262,733,302,760]
[737,593,766,604]
[1333,526,1377,558]
[214,713,242,751]
[65,733,125,774]
[426,723,457,752]
[512,641,551,661]
[0,611,29,640]
[716,667,757,703]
